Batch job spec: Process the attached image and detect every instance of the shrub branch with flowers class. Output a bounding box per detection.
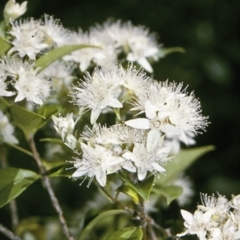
[0,1,238,240]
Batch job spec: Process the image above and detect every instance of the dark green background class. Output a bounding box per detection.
[1,0,240,239]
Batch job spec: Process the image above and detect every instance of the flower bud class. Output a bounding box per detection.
[4,0,27,22]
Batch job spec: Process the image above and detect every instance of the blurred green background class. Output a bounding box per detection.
[0,0,240,239]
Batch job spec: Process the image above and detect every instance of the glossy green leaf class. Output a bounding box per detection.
[0,36,11,56]
[105,227,143,240]
[0,168,39,208]
[10,105,45,136]
[79,210,128,240]
[118,174,155,203]
[157,145,215,185]
[152,185,183,205]
[36,44,99,71]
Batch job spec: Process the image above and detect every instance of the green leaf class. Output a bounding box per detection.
[118,174,155,203]
[36,44,100,71]
[79,210,128,240]
[37,104,59,119]
[0,168,39,208]
[152,185,183,205]
[42,160,66,172]
[157,145,215,185]
[105,227,143,240]
[0,36,11,56]
[10,105,45,136]
[39,138,65,145]
[50,166,74,178]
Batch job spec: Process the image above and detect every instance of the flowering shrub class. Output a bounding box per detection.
[0,1,237,240]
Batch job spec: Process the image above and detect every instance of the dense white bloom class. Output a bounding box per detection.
[178,193,240,240]
[64,29,116,71]
[0,111,18,144]
[4,0,27,21]
[9,18,47,59]
[92,20,162,72]
[40,60,75,92]
[40,14,71,48]
[72,143,125,187]
[1,57,51,104]
[72,66,123,124]
[126,81,208,151]
[71,64,152,124]
[9,15,70,59]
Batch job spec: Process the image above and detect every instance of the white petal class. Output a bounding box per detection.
[151,162,165,173]
[138,58,153,73]
[145,100,156,119]
[138,169,147,181]
[180,209,194,224]
[147,129,160,152]
[160,124,181,136]
[107,97,123,108]
[125,118,151,130]
[96,169,107,187]
[72,167,88,178]
[90,108,101,124]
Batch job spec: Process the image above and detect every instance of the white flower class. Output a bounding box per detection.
[71,66,124,124]
[4,0,27,21]
[64,28,116,71]
[91,20,162,72]
[2,57,51,105]
[40,14,71,48]
[174,174,194,207]
[125,81,208,151]
[72,143,125,187]
[0,111,18,144]
[9,18,48,59]
[40,60,75,92]
[177,209,216,240]
[122,138,170,181]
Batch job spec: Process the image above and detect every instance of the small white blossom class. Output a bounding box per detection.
[92,20,162,72]
[0,111,18,144]
[1,57,51,104]
[4,0,27,21]
[126,81,208,151]
[72,143,125,187]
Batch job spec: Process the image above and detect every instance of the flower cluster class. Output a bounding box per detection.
[177,193,240,239]
[65,20,163,72]
[52,64,208,187]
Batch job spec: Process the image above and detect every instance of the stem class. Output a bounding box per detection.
[28,135,75,240]
[0,223,22,240]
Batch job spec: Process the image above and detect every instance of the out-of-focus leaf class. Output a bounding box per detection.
[10,105,45,136]
[39,138,64,145]
[152,185,183,205]
[0,168,39,208]
[0,36,11,56]
[79,210,128,240]
[157,145,214,185]
[118,174,154,203]
[37,104,59,119]
[36,44,100,71]
[50,166,73,178]
[42,160,66,172]
[105,227,143,240]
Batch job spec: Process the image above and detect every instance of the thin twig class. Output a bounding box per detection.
[0,223,22,240]
[28,135,75,240]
